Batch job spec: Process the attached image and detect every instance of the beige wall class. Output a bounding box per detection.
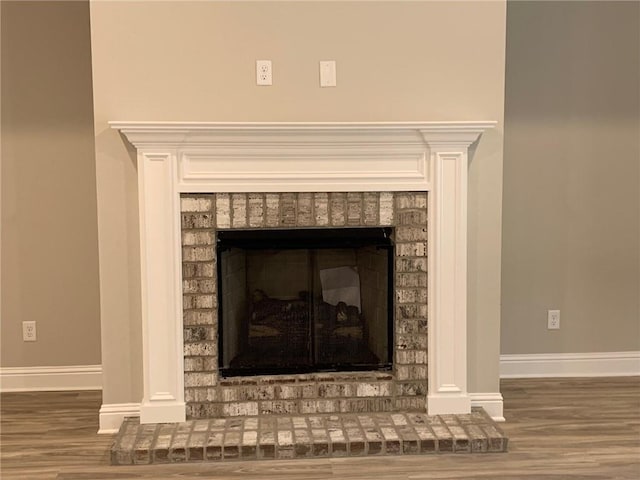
[1,1,101,367]
[501,1,640,354]
[90,0,506,404]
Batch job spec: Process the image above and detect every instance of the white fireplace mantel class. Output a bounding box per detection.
[111,121,496,424]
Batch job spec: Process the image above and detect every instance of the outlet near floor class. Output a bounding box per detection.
[256,60,272,86]
[547,310,560,330]
[22,321,37,341]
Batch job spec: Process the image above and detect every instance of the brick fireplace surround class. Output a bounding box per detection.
[109,121,495,427]
[182,191,427,418]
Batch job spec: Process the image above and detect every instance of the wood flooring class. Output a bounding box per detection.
[1,377,639,479]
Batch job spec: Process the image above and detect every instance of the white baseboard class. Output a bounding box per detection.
[500,351,640,378]
[0,365,102,392]
[99,402,141,434]
[469,392,504,422]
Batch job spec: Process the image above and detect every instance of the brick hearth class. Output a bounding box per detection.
[111,408,507,464]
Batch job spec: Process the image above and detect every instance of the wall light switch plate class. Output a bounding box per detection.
[320,60,337,87]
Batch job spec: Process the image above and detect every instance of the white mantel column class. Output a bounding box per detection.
[422,129,480,415]
[137,149,186,424]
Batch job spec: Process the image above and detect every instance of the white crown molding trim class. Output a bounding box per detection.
[111,121,495,193]
[0,365,102,392]
[111,121,496,423]
[98,403,141,434]
[500,351,640,378]
[469,392,504,422]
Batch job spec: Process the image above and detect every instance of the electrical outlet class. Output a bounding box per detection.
[547,310,560,330]
[23,321,37,341]
[256,60,272,86]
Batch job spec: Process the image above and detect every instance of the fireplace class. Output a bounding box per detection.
[181,191,428,417]
[217,227,394,376]
[111,121,495,424]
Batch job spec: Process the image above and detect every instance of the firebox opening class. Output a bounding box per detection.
[217,228,394,377]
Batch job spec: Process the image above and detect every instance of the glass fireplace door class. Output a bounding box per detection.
[218,228,393,377]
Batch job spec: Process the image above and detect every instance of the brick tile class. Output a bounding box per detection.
[188,432,207,461]
[215,194,231,228]
[347,192,363,225]
[465,424,488,453]
[276,430,295,459]
[379,192,394,224]
[181,196,213,213]
[482,424,508,452]
[205,431,223,461]
[248,193,265,227]
[280,193,296,227]
[182,213,214,229]
[293,429,312,457]
[223,431,241,460]
[258,430,275,459]
[182,246,214,262]
[231,193,247,228]
[297,193,313,226]
[182,231,215,246]
[182,262,215,279]
[265,194,280,227]
[312,192,329,226]
[330,192,346,226]
[363,192,379,225]
[431,424,453,452]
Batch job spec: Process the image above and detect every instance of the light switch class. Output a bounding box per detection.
[320,61,337,87]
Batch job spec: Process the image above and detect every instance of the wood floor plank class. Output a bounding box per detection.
[1,377,639,479]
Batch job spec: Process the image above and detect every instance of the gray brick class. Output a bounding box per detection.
[183,294,215,310]
[183,310,215,326]
[184,357,204,372]
[397,334,427,350]
[396,242,427,257]
[182,213,214,229]
[183,262,215,279]
[396,288,427,304]
[280,193,296,226]
[396,304,428,320]
[396,272,428,288]
[183,342,215,356]
[181,196,213,213]
[396,257,427,272]
[396,192,427,210]
[396,210,427,226]
[330,192,346,226]
[363,192,379,225]
[231,193,247,228]
[182,246,214,262]
[182,231,214,246]
[215,194,231,228]
[222,402,258,416]
[347,192,363,225]
[314,193,329,226]
[248,194,265,227]
[395,226,428,242]
[184,326,214,343]
[297,193,313,226]
[184,372,216,387]
[265,194,280,227]
[182,279,215,294]
[379,192,394,225]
